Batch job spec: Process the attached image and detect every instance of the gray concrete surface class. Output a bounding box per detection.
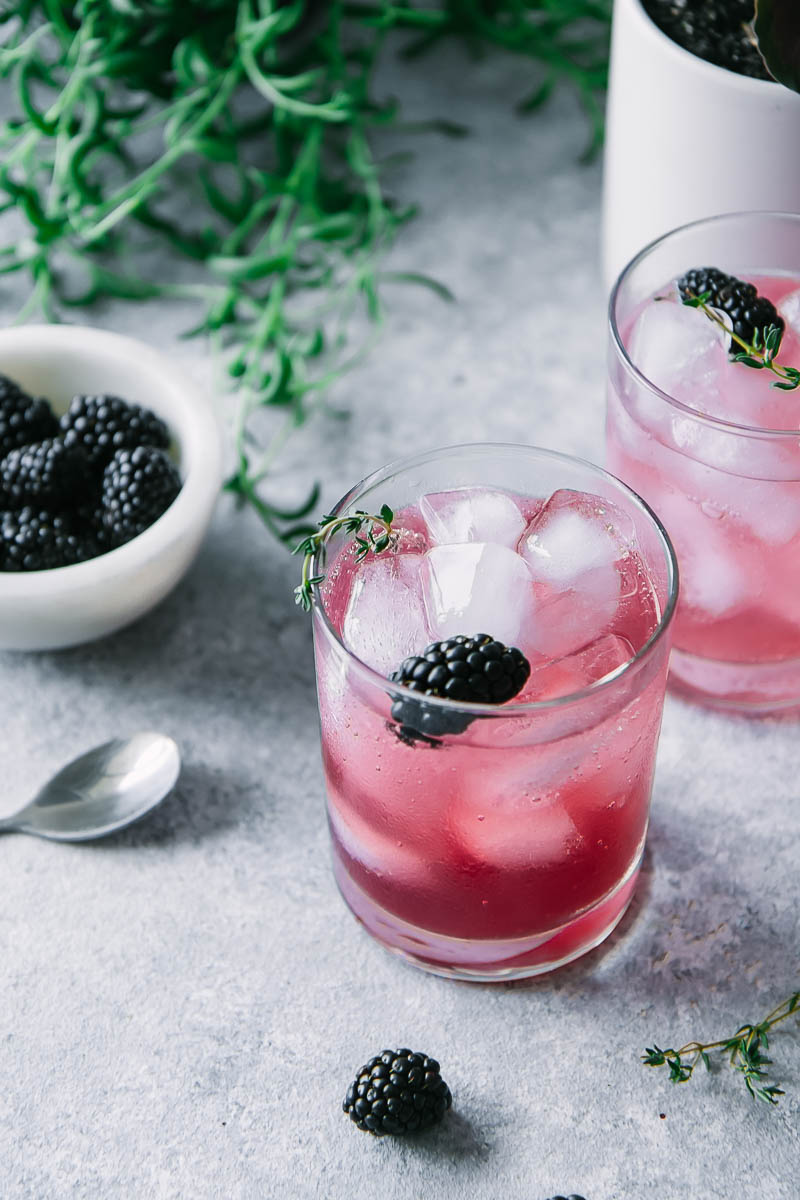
[1,45,798,1200]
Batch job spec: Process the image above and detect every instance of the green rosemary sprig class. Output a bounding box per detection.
[293,503,394,612]
[681,290,800,391]
[643,990,800,1106]
[0,1,612,547]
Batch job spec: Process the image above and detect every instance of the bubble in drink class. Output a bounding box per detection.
[421,541,533,647]
[420,487,526,549]
[343,552,429,673]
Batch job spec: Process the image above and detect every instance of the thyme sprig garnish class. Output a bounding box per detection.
[681,289,800,391]
[293,504,394,612]
[643,990,800,1106]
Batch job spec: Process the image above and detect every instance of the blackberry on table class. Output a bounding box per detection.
[0,375,59,460]
[642,1,770,81]
[677,267,784,355]
[0,438,90,509]
[101,445,181,547]
[343,1049,452,1136]
[60,394,170,470]
[389,633,531,740]
[0,508,100,572]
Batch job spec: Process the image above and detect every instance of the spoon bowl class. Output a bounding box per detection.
[0,732,181,841]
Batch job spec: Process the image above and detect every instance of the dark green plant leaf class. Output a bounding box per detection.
[379,270,456,303]
[755,0,800,93]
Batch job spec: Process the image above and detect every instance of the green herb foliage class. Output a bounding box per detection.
[0,1,611,544]
[681,289,800,391]
[643,991,800,1106]
[293,502,393,610]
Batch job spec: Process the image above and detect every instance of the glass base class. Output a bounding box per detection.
[669,645,800,714]
[332,855,641,981]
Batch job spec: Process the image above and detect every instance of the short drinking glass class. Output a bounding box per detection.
[607,211,800,711]
[311,444,677,980]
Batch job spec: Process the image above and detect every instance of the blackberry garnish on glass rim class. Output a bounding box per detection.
[677,267,785,354]
[389,633,531,741]
[677,267,800,392]
[343,1048,452,1136]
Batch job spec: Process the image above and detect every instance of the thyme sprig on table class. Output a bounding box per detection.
[643,990,800,1106]
[681,290,800,391]
[0,0,611,546]
[293,503,394,611]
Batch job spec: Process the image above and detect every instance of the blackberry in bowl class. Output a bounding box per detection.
[0,374,59,457]
[0,324,220,650]
[60,392,170,469]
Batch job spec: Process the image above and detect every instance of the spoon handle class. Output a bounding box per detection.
[0,817,17,834]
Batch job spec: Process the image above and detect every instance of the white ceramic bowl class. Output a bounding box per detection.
[0,324,222,650]
[602,0,800,290]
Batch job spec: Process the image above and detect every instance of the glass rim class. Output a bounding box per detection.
[312,441,679,716]
[608,209,800,440]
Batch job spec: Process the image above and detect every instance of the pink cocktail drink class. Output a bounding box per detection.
[312,445,676,980]
[607,212,800,710]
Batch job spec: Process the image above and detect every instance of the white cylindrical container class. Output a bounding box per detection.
[602,0,800,290]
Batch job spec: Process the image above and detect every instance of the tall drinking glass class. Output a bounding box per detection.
[607,212,800,711]
[311,444,677,980]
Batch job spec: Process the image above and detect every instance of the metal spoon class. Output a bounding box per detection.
[0,732,181,841]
